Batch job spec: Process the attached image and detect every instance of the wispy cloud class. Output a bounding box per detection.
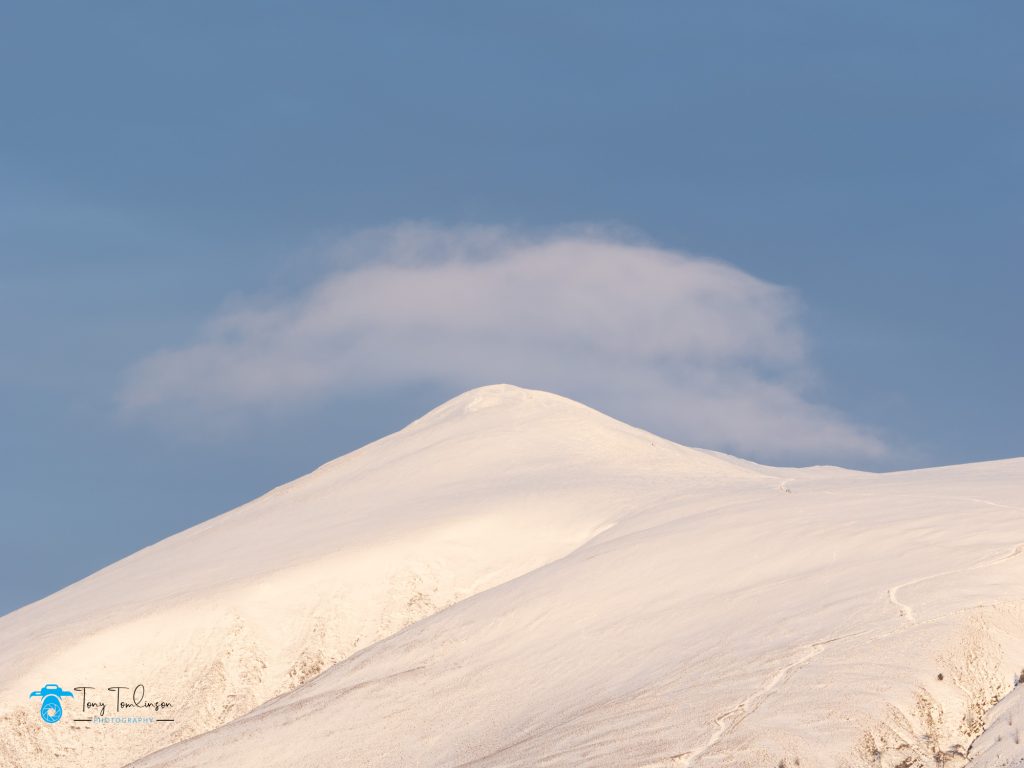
[121,225,885,461]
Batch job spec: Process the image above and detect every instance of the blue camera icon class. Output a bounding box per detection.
[29,684,75,723]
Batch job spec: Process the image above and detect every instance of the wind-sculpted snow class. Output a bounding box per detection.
[1,386,1022,768]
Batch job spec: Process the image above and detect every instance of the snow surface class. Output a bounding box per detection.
[1,385,1023,768]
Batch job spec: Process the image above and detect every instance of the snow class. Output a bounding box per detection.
[1,384,1022,768]
[968,681,1024,767]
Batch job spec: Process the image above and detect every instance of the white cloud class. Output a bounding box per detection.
[121,225,885,461]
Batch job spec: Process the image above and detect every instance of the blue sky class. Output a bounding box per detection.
[1,2,1021,616]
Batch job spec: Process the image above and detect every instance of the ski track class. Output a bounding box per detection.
[652,632,866,768]
[887,540,1024,624]
[885,496,1023,624]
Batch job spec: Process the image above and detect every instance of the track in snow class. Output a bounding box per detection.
[887,541,1024,624]
[657,631,866,768]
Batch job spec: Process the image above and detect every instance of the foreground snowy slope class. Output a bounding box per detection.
[3,386,1023,768]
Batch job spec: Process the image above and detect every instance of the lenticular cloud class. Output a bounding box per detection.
[121,224,884,461]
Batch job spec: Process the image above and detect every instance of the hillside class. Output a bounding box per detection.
[1,385,1022,768]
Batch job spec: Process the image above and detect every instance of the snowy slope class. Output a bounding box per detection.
[967,678,1024,767]
[0,385,758,767]
[2,386,1023,768]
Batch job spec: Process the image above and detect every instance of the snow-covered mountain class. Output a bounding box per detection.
[2,385,1022,768]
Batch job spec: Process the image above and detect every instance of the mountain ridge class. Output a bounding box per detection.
[1,385,1022,768]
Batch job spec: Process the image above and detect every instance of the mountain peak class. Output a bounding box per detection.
[412,383,570,424]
